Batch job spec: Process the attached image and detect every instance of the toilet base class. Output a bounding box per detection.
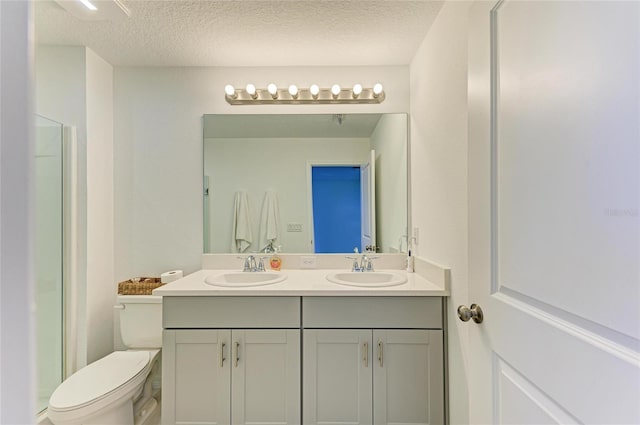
[134,397,158,425]
[70,399,134,425]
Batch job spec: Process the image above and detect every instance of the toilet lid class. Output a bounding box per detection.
[49,351,150,410]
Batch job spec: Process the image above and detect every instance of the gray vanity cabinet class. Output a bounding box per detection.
[302,297,445,425]
[303,329,373,424]
[161,297,301,425]
[162,329,230,424]
[373,329,443,425]
[161,296,445,425]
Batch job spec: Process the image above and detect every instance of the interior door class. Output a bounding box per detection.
[467,1,640,424]
[361,149,376,251]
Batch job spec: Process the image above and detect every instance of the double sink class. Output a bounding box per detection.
[204,270,407,288]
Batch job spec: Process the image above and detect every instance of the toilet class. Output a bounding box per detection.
[48,295,162,425]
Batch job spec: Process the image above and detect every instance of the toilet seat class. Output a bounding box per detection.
[48,350,159,423]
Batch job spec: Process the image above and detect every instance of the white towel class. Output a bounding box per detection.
[231,191,252,253]
[258,190,280,252]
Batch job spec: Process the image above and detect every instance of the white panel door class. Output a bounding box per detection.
[303,329,373,425]
[467,1,640,423]
[163,330,231,425]
[373,330,444,425]
[231,330,300,425]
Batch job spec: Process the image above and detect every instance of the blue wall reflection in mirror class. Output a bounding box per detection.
[312,166,361,253]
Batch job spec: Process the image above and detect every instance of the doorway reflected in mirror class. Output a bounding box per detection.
[203,113,408,254]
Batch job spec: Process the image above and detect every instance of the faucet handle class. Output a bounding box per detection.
[364,256,379,272]
[346,256,361,272]
[237,256,252,272]
[257,256,269,272]
[365,259,374,272]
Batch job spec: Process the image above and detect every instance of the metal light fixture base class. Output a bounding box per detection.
[225,87,385,105]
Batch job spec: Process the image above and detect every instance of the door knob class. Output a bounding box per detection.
[457,304,483,323]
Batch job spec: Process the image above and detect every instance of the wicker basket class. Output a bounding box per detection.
[117,277,164,295]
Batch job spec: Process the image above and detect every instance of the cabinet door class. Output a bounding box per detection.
[231,330,300,425]
[303,329,373,425]
[373,330,444,425]
[163,329,231,425]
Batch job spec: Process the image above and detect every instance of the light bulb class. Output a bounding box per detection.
[310,84,320,98]
[267,83,278,99]
[373,83,384,97]
[331,84,341,98]
[246,83,257,99]
[79,0,98,11]
[224,84,237,98]
[352,83,363,98]
[288,84,299,99]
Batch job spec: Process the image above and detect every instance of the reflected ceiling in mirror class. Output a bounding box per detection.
[203,113,408,254]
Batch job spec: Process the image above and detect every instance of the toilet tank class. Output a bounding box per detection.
[117,295,162,349]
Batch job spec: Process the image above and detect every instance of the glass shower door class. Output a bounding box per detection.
[35,115,64,413]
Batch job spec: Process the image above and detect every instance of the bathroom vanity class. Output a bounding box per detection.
[155,260,449,425]
[162,296,300,425]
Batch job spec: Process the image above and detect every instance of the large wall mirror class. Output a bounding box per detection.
[203,113,408,254]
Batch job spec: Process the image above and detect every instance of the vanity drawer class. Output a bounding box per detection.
[302,296,442,329]
[163,296,300,328]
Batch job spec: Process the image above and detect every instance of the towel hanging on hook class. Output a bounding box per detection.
[231,190,252,253]
[259,190,280,253]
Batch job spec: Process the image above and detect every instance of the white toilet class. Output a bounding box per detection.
[48,295,163,425]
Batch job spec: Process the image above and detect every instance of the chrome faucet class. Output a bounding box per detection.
[360,255,374,272]
[347,248,377,272]
[238,255,265,272]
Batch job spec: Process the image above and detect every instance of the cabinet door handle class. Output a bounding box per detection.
[378,341,383,367]
[234,342,240,367]
[363,342,368,367]
[220,342,226,368]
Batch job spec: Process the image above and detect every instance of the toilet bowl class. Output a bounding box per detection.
[48,295,162,425]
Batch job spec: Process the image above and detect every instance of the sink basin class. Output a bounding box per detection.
[326,271,407,288]
[205,272,287,287]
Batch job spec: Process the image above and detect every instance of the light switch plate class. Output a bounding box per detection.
[287,223,303,232]
[300,256,317,269]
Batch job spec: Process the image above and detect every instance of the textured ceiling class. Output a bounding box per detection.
[35,0,444,67]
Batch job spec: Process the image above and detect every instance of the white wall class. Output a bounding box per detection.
[84,49,115,364]
[370,114,408,253]
[35,46,89,370]
[409,2,473,424]
[114,66,409,280]
[35,46,114,367]
[205,137,369,254]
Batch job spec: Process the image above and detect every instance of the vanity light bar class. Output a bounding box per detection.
[224,84,385,105]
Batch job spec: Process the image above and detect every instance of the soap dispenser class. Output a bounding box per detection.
[270,246,282,271]
[406,249,414,273]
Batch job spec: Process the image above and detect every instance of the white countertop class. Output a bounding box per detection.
[152,268,448,297]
